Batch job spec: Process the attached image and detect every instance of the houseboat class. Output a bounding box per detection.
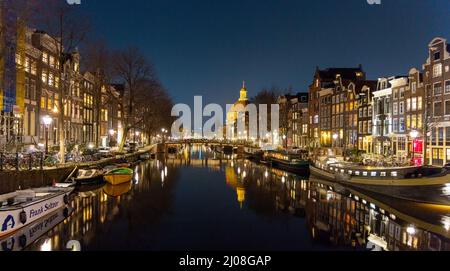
[264,150,310,176]
[310,157,449,186]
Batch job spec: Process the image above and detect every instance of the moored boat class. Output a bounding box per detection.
[310,159,449,186]
[0,206,73,251]
[103,168,134,185]
[0,187,73,238]
[103,182,132,197]
[264,150,310,176]
[139,153,151,160]
[75,168,104,184]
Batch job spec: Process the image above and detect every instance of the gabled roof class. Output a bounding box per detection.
[316,66,365,81]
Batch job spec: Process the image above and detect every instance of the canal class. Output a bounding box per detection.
[3,145,450,251]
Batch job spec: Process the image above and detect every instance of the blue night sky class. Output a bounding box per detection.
[80,0,450,106]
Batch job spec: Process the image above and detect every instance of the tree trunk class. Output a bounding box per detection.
[58,89,65,164]
[118,125,129,152]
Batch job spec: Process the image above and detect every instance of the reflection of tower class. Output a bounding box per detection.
[237,187,246,209]
[225,166,246,208]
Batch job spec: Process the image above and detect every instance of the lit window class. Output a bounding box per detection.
[42,52,49,64]
[433,63,442,78]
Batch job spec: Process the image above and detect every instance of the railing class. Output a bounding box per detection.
[0,152,45,171]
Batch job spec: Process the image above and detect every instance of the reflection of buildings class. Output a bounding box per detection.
[306,181,450,251]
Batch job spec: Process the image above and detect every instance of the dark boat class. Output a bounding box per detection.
[264,150,310,176]
[75,168,104,185]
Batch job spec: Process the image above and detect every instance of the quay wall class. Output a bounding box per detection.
[0,149,150,194]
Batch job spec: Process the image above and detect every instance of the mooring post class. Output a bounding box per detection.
[15,152,19,171]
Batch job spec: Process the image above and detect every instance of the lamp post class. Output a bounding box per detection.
[42,115,53,155]
[333,133,339,155]
[109,129,115,147]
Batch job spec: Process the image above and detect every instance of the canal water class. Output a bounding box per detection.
[3,145,450,251]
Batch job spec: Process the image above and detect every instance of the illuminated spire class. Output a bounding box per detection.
[239,81,248,102]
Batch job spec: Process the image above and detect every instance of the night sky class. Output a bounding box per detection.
[80,0,450,106]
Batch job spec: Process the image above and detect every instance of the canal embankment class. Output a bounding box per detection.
[0,145,155,194]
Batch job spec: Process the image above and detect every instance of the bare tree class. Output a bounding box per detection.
[82,40,112,147]
[33,0,89,163]
[112,47,156,151]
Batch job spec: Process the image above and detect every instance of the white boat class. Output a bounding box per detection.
[0,187,73,238]
[0,206,72,251]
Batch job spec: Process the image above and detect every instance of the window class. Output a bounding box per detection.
[25,78,30,99]
[393,103,398,115]
[393,89,398,100]
[31,61,37,75]
[418,97,423,110]
[41,69,48,84]
[368,120,372,134]
[446,81,450,93]
[439,127,444,146]
[40,96,46,109]
[411,97,417,111]
[407,115,411,130]
[314,115,319,124]
[433,63,443,78]
[400,88,405,99]
[411,82,417,94]
[42,52,49,64]
[30,79,36,100]
[49,56,55,68]
[411,115,417,129]
[434,83,442,95]
[407,98,411,112]
[398,137,406,151]
[399,118,405,132]
[368,106,372,117]
[393,118,398,132]
[446,128,450,146]
[434,51,441,61]
[446,100,450,115]
[359,122,363,134]
[25,57,30,73]
[48,73,54,87]
[434,101,442,117]
[417,115,422,129]
[399,102,404,114]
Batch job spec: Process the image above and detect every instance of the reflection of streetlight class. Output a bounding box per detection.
[109,129,115,136]
[42,115,53,154]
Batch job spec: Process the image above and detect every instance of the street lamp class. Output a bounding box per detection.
[42,115,53,154]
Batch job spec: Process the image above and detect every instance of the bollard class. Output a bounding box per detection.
[15,152,19,171]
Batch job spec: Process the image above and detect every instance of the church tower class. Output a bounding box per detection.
[239,81,248,102]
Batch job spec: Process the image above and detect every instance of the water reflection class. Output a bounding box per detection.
[14,145,450,251]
